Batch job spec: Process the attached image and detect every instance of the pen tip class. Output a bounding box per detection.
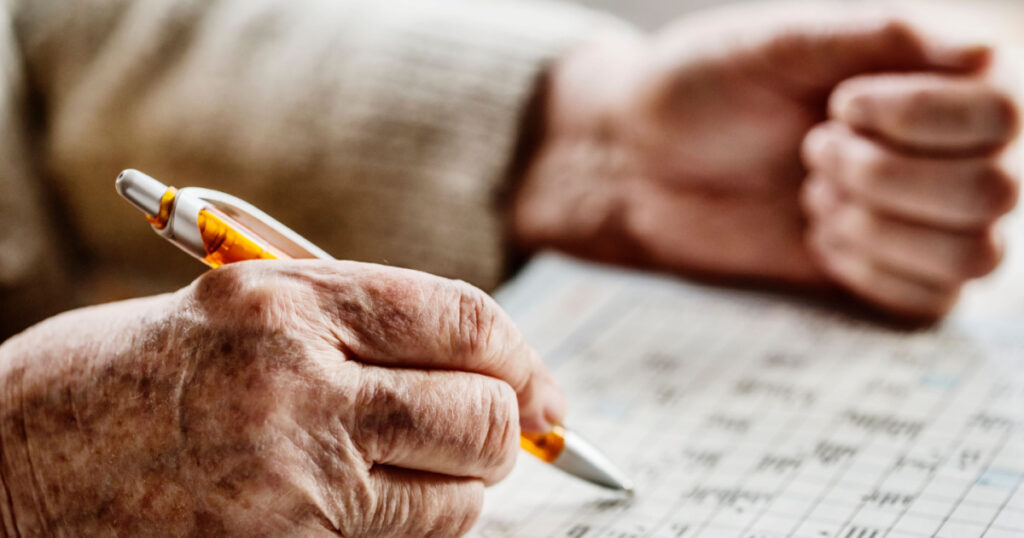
[552,428,635,493]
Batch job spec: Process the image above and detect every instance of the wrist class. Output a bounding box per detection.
[509,31,648,261]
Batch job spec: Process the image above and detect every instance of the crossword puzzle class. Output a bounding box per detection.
[472,256,1024,538]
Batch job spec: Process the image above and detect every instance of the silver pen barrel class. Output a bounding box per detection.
[552,429,634,492]
[523,425,634,492]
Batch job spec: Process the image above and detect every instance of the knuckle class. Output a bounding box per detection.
[962,229,1003,277]
[877,17,916,48]
[875,18,927,68]
[924,285,961,318]
[850,144,890,193]
[799,177,820,216]
[476,379,519,481]
[454,489,485,536]
[193,262,252,301]
[989,89,1021,141]
[829,80,874,129]
[451,280,500,362]
[976,164,1020,218]
[341,270,425,353]
[805,223,831,258]
[804,173,845,219]
[807,222,848,268]
[835,203,877,243]
[800,176,828,218]
[374,479,417,531]
[367,466,483,535]
[354,379,410,461]
[190,262,287,324]
[802,124,837,169]
[829,77,860,105]
[400,481,484,536]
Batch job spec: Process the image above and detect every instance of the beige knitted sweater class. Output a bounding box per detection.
[0,0,622,338]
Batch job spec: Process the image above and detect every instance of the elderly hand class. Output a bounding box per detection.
[513,3,1019,319]
[0,260,564,536]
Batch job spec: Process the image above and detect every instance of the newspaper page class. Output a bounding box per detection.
[471,253,1024,538]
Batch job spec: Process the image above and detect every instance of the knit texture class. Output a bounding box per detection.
[0,0,626,338]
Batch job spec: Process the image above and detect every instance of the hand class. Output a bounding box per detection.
[0,260,564,536]
[512,2,1019,319]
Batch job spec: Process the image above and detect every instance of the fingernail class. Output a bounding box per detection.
[835,93,871,130]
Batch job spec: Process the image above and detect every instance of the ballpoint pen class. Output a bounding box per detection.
[116,168,634,493]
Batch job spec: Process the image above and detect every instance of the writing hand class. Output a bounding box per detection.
[0,260,564,536]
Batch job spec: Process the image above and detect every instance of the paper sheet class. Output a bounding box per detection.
[471,254,1024,538]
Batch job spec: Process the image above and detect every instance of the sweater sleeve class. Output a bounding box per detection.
[0,0,627,333]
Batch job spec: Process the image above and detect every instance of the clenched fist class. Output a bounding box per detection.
[513,2,1019,319]
[0,261,564,536]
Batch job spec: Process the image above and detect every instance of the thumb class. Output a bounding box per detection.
[740,3,991,95]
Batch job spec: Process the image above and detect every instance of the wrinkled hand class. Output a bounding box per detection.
[0,260,564,536]
[513,2,1019,319]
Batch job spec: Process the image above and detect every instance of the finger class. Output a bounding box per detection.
[803,175,1003,284]
[350,367,518,485]
[802,122,1019,228]
[364,466,483,537]
[806,222,960,319]
[290,261,565,433]
[830,73,1019,152]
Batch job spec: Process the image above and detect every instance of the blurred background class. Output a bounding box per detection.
[569,0,1024,39]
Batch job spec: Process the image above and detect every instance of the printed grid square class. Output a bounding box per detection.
[820,485,872,506]
[834,473,884,491]
[948,500,1001,524]
[888,513,944,536]
[962,484,1018,506]
[888,524,937,532]
[906,496,960,518]
[705,506,761,528]
[1005,489,1024,511]
[933,520,989,537]
[919,479,973,500]
[784,479,833,498]
[761,496,818,518]
[696,525,748,538]
[991,507,1024,530]
[983,528,1024,538]
[746,513,803,533]
[844,507,902,527]
[789,519,840,537]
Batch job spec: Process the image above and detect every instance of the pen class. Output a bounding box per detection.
[115,168,633,493]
